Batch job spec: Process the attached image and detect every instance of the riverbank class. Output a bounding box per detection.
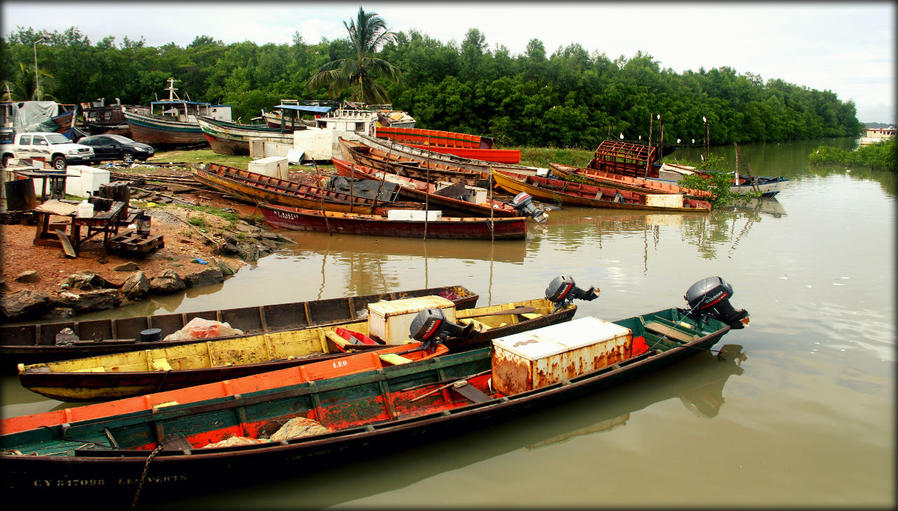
[0,158,297,322]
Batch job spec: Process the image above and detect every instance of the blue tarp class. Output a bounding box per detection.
[274,104,332,114]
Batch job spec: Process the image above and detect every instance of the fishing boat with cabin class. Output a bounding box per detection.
[123,78,230,146]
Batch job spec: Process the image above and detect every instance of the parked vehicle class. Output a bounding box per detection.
[77,134,154,163]
[0,132,93,169]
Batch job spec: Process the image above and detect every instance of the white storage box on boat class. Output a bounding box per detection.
[645,193,684,208]
[368,295,456,345]
[491,316,633,395]
[386,209,443,221]
[248,156,288,179]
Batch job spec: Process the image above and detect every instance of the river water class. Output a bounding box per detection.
[2,138,894,508]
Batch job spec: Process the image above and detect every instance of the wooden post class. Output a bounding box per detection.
[312,160,332,235]
[489,167,495,243]
[424,136,431,240]
[645,113,653,178]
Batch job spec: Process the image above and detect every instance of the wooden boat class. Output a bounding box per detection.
[657,162,789,197]
[191,162,422,214]
[18,295,578,402]
[261,101,332,129]
[548,162,712,199]
[339,137,487,187]
[197,116,296,155]
[260,203,528,240]
[349,133,547,176]
[122,78,219,146]
[492,170,712,212]
[332,157,521,218]
[0,285,477,371]
[375,127,521,163]
[0,278,747,505]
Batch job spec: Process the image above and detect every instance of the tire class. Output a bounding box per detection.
[122,151,134,163]
[52,155,67,170]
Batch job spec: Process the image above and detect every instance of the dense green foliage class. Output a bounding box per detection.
[809,139,896,171]
[2,24,863,147]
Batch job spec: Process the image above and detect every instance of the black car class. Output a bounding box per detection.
[77,134,154,163]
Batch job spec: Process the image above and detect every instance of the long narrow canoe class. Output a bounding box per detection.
[18,296,576,402]
[339,137,487,186]
[548,162,712,199]
[197,116,296,155]
[492,170,712,212]
[332,157,520,218]
[0,286,747,505]
[375,127,521,163]
[260,203,528,240]
[191,162,422,214]
[0,285,477,371]
[123,110,207,146]
[349,133,547,176]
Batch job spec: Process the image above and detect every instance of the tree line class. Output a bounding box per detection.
[1,25,863,149]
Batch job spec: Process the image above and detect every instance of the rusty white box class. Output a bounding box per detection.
[368,295,456,345]
[645,193,684,208]
[386,209,443,221]
[491,316,633,395]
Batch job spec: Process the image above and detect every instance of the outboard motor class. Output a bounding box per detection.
[511,192,548,223]
[683,276,749,329]
[409,308,474,352]
[545,275,600,311]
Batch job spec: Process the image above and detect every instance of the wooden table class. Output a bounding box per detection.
[33,199,126,257]
[13,170,68,200]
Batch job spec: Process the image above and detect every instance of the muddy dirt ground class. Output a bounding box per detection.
[0,163,275,305]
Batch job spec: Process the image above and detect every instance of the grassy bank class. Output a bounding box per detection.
[809,139,896,171]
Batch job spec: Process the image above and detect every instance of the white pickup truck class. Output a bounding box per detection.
[0,132,95,170]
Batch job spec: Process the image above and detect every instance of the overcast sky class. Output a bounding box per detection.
[3,1,894,123]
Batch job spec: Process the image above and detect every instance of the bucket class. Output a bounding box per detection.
[77,200,94,218]
[136,212,151,234]
[139,328,162,342]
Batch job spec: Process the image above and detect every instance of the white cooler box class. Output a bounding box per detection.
[367,295,456,345]
[491,316,633,395]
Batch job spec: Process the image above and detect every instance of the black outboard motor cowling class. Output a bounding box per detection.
[684,276,749,329]
[409,308,474,351]
[511,192,548,223]
[545,275,600,311]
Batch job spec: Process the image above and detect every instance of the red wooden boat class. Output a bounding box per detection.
[375,127,521,163]
[192,162,422,214]
[259,203,528,240]
[332,157,521,218]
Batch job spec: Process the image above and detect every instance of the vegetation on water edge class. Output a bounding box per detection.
[675,154,760,207]
[809,139,896,171]
[2,24,862,149]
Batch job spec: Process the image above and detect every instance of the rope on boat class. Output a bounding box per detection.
[130,442,165,510]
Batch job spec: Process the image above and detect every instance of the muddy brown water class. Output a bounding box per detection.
[2,138,893,508]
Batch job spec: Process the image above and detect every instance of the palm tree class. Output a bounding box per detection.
[306,7,401,104]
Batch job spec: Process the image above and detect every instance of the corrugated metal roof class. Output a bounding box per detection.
[275,104,332,114]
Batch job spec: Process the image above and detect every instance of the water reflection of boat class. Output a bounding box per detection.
[734,197,787,218]
[141,344,747,509]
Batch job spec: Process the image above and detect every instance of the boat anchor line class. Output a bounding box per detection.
[130,442,165,510]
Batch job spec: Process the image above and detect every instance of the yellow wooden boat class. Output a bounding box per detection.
[19,297,580,402]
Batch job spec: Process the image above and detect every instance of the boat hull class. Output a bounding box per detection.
[492,170,711,212]
[19,298,573,402]
[260,203,528,240]
[192,163,421,214]
[197,116,295,155]
[0,285,477,371]
[123,110,206,146]
[0,308,735,505]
